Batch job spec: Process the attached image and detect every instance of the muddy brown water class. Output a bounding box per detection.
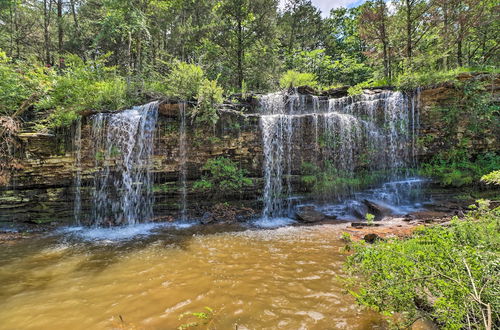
[0,224,389,329]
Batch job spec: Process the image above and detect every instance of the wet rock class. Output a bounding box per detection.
[351,208,366,220]
[200,212,214,225]
[320,86,349,98]
[296,85,318,95]
[362,199,392,220]
[158,102,182,118]
[295,207,335,223]
[151,215,175,223]
[405,211,451,221]
[201,203,255,224]
[350,222,381,228]
[363,233,381,243]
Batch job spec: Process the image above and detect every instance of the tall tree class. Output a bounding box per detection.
[359,0,391,79]
[215,0,278,89]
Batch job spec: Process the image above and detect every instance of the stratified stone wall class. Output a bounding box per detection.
[1,73,498,225]
[417,73,499,161]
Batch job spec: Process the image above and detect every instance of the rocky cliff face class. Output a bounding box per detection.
[1,74,498,225]
[417,73,499,161]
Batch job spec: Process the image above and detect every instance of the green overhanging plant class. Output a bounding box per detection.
[193,157,252,196]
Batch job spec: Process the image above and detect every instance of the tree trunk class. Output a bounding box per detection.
[457,22,463,66]
[237,18,244,89]
[405,0,413,62]
[378,0,389,79]
[43,0,52,66]
[57,0,64,67]
[443,1,448,70]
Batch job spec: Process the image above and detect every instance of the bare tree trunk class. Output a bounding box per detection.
[406,0,413,62]
[43,0,53,66]
[237,18,244,89]
[8,2,14,57]
[57,0,64,67]
[378,0,389,79]
[443,1,449,70]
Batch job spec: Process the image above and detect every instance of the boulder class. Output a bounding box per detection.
[363,233,381,243]
[295,207,336,223]
[296,85,318,95]
[362,199,392,220]
[201,203,255,224]
[320,86,349,98]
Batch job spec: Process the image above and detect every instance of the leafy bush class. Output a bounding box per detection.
[0,52,51,116]
[346,200,500,329]
[165,61,204,100]
[300,161,361,196]
[36,54,129,127]
[193,157,252,195]
[300,161,391,196]
[395,67,499,90]
[420,152,500,187]
[192,78,224,126]
[279,70,318,89]
[329,55,373,86]
[481,170,500,185]
[348,78,390,96]
[285,50,373,87]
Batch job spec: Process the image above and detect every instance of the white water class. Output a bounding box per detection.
[259,90,421,219]
[90,102,159,226]
[73,118,82,225]
[178,102,188,221]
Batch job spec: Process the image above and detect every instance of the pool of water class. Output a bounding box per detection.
[0,224,388,329]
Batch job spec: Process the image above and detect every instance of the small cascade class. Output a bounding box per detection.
[410,88,421,166]
[90,101,159,226]
[73,118,82,225]
[259,90,420,219]
[178,102,188,221]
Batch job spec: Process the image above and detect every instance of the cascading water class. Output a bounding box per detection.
[90,101,159,226]
[178,102,188,221]
[73,118,82,225]
[259,89,421,220]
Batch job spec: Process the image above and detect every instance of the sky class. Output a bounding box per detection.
[311,0,366,16]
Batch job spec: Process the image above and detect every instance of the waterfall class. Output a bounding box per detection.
[73,118,82,225]
[89,101,159,226]
[259,90,420,219]
[178,102,188,221]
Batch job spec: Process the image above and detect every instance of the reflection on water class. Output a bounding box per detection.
[0,225,386,329]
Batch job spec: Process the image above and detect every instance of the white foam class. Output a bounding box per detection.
[59,222,197,241]
[251,217,296,228]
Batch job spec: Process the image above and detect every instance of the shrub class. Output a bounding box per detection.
[36,54,129,127]
[346,200,500,329]
[348,78,390,96]
[165,61,204,100]
[279,70,318,89]
[0,52,51,116]
[481,170,500,185]
[192,78,224,126]
[193,157,252,195]
[394,67,499,90]
[365,213,375,225]
[420,152,500,187]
